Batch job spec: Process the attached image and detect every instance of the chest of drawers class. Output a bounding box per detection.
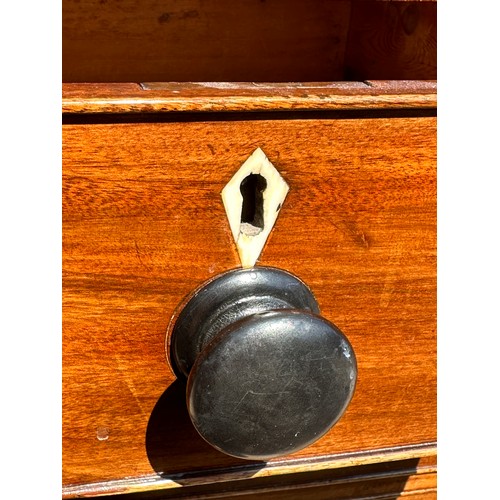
[63,1,436,498]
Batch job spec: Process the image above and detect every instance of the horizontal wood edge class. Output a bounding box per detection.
[62,442,437,498]
[148,471,438,500]
[351,0,436,2]
[62,81,437,114]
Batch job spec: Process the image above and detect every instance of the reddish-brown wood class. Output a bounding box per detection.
[71,459,436,499]
[345,1,437,80]
[199,469,437,500]
[63,99,436,496]
[62,81,437,114]
[63,0,351,83]
[62,0,436,83]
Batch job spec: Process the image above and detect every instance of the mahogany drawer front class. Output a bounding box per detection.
[62,102,436,496]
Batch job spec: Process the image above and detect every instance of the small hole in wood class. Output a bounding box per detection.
[240,174,267,236]
[96,427,109,441]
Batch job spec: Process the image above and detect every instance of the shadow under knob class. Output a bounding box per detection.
[168,267,357,460]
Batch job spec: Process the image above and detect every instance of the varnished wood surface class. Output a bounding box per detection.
[78,457,437,499]
[62,81,437,114]
[62,0,436,83]
[345,1,437,80]
[63,110,436,496]
[63,445,436,497]
[63,0,351,83]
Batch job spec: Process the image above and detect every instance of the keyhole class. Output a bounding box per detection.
[240,174,267,236]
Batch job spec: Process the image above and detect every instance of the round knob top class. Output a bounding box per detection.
[186,309,357,460]
[170,267,320,380]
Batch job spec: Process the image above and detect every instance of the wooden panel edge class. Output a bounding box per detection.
[62,442,437,498]
[161,471,438,500]
[351,0,436,2]
[62,81,437,114]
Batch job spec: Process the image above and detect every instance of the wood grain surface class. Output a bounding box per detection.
[62,81,437,114]
[63,108,436,496]
[72,457,437,499]
[62,0,436,83]
[63,0,351,83]
[345,1,437,80]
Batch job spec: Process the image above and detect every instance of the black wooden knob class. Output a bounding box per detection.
[168,267,357,460]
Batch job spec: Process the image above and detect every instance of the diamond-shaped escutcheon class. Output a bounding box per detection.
[221,148,289,268]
